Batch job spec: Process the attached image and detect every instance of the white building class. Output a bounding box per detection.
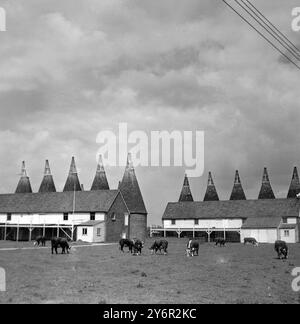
[160,199,300,243]
[77,221,106,243]
[0,154,148,242]
[158,169,300,243]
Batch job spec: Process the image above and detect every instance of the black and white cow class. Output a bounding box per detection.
[186,240,199,257]
[150,240,168,255]
[244,237,259,246]
[51,237,71,254]
[274,240,288,259]
[132,239,144,255]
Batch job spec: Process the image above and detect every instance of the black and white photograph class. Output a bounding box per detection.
[0,0,300,308]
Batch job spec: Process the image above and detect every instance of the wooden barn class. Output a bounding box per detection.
[158,168,300,243]
[0,154,147,242]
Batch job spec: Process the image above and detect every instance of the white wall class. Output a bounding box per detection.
[0,213,105,225]
[77,223,106,243]
[286,217,297,224]
[77,226,94,243]
[279,229,297,243]
[163,219,243,229]
[241,229,278,243]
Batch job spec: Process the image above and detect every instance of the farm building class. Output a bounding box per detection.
[0,154,147,242]
[158,168,300,243]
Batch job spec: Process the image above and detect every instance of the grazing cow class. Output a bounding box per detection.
[51,237,71,255]
[34,236,47,247]
[215,238,226,247]
[244,237,259,246]
[275,240,288,259]
[132,239,144,255]
[186,240,199,257]
[119,239,134,253]
[150,240,168,255]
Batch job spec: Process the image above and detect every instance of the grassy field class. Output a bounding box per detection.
[0,238,299,304]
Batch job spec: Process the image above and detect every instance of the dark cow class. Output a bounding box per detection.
[275,240,288,259]
[34,236,47,247]
[215,238,226,247]
[244,237,259,246]
[132,239,144,255]
[51,237,71,254]
[150,240,168,255]
[119,239,134,253]
[186,240,199,257]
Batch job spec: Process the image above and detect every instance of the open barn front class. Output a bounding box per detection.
[0,224,75,242]
[150,227,241,243]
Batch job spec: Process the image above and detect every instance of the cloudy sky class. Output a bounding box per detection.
[0,0,300,224]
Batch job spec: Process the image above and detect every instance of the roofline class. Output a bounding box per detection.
[0,189,118,197]
[0,190,120,214]
[242,226,279,229]
[107,190,130,214]
[165,197,299,204]
[78,221,105,227]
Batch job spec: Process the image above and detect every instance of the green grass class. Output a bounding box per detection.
[0,238,299,304]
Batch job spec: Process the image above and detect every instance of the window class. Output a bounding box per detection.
[63,213,69,221]
[97,228,101,237]
[82,228,88,236]
[282,218,287,224]
[7,213,11,221]
[90,213,95,221]
[284,230,290,237]
[194,219,199,225]
[111,213,116,222]
[171,219,176,225]
[124,213,129,226]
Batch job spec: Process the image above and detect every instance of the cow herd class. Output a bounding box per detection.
[33,235,289,260]
[34,236,71,254]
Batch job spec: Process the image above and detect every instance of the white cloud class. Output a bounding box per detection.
[0,0,299,223]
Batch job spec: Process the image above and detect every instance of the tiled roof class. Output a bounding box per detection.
[179,174,194,202]
[91,156,110,191]
[0,190,119,214]
[279,223,298,229]
[78,220,105,226]
[63,157,82,192]
[203,172,219,201]
[242,216,281,229]
[15,161,33,194]
[287,167,300,198]
[119,155,147,214]
[162,198,300,220]
[258,168,275,199]
[39,160,56,193]
[230,171,246,200]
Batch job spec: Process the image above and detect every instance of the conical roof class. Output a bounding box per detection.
[119,153,147,214]
[258,167,275,199]
[179,174,194,202]
[15,161,33,194]
[91,155,110,190]
[39,160,56,193]
[287,167,300,198]
[230,170,246,200]
[203,172,219,201]
[63,157,82,192]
